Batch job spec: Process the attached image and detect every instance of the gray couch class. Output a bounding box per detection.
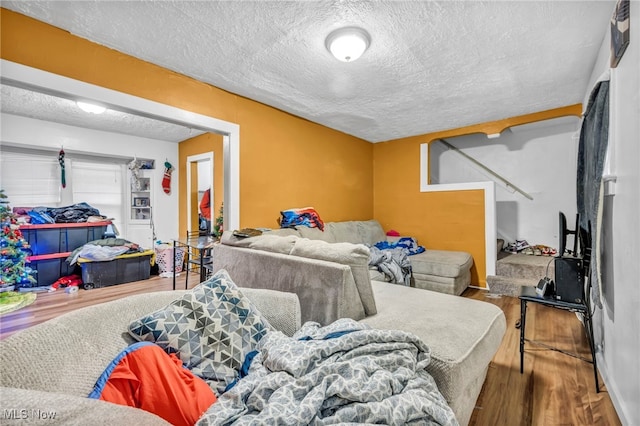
[0,288,301,426]
[239,220,474,295]
[0,277,504,426]
[214,228,506,426]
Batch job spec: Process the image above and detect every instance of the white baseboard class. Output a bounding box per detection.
[596,352,630,425]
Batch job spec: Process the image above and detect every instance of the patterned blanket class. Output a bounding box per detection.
[197,319,458,426]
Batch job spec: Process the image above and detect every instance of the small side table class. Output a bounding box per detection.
[172,235,216,290]
[519,285,599,392]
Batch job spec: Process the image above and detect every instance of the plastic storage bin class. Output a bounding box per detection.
[21,222,110,255]
[80,255,152,289]
[28,255,76,287]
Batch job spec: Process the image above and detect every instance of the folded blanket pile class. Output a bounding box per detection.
[197,318,458,426]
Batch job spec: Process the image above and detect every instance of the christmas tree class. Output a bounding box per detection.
[212,203,224,240]
[0,190,37,290]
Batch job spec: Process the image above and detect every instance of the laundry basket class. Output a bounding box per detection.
[155,243,185,275]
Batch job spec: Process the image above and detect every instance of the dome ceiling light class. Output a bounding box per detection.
[325,27,371,62]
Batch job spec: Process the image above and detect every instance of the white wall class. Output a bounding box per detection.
[586,2,640,424]
[1,113,179,246]
[430,120,579,250]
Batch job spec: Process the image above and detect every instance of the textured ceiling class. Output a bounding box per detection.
[0,85,205,143]
[2,1,614,143]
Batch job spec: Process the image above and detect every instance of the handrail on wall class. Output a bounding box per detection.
[436,138,534,200]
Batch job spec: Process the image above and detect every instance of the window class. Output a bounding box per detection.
[71,160,125,236]
[0,150,61,206]
[1,149,126,237]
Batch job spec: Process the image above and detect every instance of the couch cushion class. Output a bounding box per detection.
[325,220,386,245]
[128,269,272,394]
[361,281,506,407]
[355,220,387,245]
[290,238,377,316]
[368,268,388,282]
[295,220,386,246]
[412,270,471,296]
[409,249,473,278]
[264,228,301,238]
[221,231,297,255]
[296,226,335,242]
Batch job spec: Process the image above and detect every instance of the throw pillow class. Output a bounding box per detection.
[128,269,272,394]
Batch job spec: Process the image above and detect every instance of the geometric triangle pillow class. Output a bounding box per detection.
[128,269,272,395]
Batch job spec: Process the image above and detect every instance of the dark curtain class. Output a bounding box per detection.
[576,80,609,306]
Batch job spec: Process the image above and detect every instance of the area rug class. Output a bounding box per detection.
[0,291,37,315]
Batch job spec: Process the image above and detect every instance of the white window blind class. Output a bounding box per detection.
[0,151,61,206]
[71,161,124,235]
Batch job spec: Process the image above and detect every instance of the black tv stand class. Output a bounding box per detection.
[518,285,599,392]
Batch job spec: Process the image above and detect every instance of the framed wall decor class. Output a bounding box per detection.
[133,197,150,207]
[610,0,630,68]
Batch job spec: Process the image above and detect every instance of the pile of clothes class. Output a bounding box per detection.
[15,202,104,224]
[278,207,324,231]
[67,238,145,266]
[368,237,425,286]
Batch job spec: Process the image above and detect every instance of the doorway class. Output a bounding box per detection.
[186,153,214,233]
[0,59,240,238]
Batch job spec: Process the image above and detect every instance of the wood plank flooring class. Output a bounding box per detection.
[466,290,621,426]
[0,278,621,425]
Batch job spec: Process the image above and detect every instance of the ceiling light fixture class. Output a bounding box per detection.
[76,101,106,114]
[325,27,371,62]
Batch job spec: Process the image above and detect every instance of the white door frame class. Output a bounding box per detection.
[186,152,214,232]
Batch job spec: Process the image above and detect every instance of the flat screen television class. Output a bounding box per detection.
[558,212,580,257]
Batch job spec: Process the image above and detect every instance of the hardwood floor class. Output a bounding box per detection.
[0,279,621,425]
[466,289,621,426]
[0,275,202,340]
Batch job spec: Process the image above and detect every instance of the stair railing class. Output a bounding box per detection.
[437,138,534,200]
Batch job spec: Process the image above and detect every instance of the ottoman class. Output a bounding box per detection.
[409,249,473,295]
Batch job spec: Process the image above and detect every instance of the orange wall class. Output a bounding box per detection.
[236,99,373,227]
[373,105,582,287]
[1,9,373,230]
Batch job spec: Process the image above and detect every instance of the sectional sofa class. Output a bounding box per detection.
[0,280,505,426]
[262,220,474,295]
[213,224,506,425]
[0,288,301,426]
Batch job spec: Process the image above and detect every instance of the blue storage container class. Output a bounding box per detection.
[20,222,110,255]
[27,256,76,287]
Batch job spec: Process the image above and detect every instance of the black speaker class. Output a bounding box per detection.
[554,257,584,303]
